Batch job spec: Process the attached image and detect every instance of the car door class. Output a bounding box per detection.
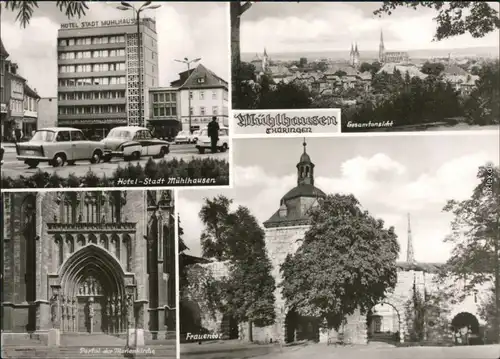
[132,130,145,156]
[143,130,158,156]
[55,130,72,160]
[70,130,90,159]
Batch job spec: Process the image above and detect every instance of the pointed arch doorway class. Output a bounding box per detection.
[55,244,129,334]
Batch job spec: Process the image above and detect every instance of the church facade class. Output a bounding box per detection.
[1,190,176,343]
[379,30,410,64]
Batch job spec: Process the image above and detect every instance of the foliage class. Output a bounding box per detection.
[441,164,499,290]
[1,157,230,188]
[4,1,89,28]
[421,62,445,77]
[442,164,499,340]
[359,62,382,76]
[479,287,498,343]
[344,74,464,130]
[281,194,399,329]
[198,197,276,327]
[233,61,312,110]
[463,60,500,126]
[178,216,189,294]
[374,2,500,41]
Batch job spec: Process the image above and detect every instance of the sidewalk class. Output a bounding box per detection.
[1,142,15,148]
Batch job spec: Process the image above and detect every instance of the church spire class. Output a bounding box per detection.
[297,138,314,186]
[407,213,415,263]
[355,42,359,54]
[379,30,385,62]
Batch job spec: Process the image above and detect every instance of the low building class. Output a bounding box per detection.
[37,97,58,129]
[23,83,40,136]
[1,38,9,140]
[148,87,180,139]
[171,64,228,133]
[5,62,26,141]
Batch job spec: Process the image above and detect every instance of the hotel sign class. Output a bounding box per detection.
[60,18,139,29]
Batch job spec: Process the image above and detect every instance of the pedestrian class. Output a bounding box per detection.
[207,116,220,153]
[15,127,22,143]
[11,128,16,143]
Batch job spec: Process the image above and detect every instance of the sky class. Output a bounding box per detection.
[0,1,229,97]
[178,132,500,263]
[240,2,500,54]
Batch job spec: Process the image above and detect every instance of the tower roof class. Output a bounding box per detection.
[0,38,9,58]
[299,139,311,163]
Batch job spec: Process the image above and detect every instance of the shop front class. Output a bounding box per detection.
[148,118,182,140]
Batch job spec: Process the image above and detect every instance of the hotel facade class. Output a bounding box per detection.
[57,18,159,139]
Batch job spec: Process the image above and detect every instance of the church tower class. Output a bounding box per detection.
[407,213,415,263]
[297,139,314,186]
[262,47,269,72]
[353,43,360,68]
[379,30,385,63]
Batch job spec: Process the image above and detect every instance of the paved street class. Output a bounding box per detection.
[181,341,280,359]
[1,143,228,179]
[181,342,500,359]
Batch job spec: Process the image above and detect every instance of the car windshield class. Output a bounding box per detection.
[108,129,132,139]
[177,131,187,137]
[31,130,56,142]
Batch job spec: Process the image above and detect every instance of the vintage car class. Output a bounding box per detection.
[188,129,201,144]
[16,127,104,168]
[102,126,170,161]
[174,131,190,144]
[195,126,229,154]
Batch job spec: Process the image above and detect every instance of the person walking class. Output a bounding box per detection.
[207,116,220,153]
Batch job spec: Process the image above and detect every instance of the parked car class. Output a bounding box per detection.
[0,146,4,166]
[188,130,201,144]
[101,126,170,161]
[195,127,229,154]
[174,131,190,144]
[16,127,104,168]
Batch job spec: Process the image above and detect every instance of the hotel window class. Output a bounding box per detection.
[189,107,193,115]
[153,94,158,102]
[197,77,205,84]
[153,107,159,117]
[200,106,205,116]
[159,107,165,116]
[59,39,67,46]
[68,39,75,46]
[171,105,177,116]
[199,91,205,100]
[165,93,171,102]
[159,93,165,102]
[189,91,193,99]
[212,106,218,115]
[212,91,217,100]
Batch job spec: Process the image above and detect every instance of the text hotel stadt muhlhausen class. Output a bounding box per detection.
[235,113,338,134]
[116,178,217,186]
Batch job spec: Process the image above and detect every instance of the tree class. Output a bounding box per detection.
[374,2,500,41]
[479,287,497,343]
[198,197,276,337]
[442,164,500,342]
[464,60,500,126]
[231,2,253,109]
[421,62,445,77]
[259,81,312,109]
[281,194,400,331]
[4,1,89,27]
[199,195,233,260]
[178,216,189,294]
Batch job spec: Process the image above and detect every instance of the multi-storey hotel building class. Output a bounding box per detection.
[57,18,159,139]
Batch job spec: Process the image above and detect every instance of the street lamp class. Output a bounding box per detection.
[174,57,201,134]
[117,1,161,127]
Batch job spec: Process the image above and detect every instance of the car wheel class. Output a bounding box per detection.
[52,153,66,167]
[103,154,112,163]
[90,150,102,164]
[67,160,76,166]
[25,160,39,168]
[220,143,228,153]
[132,151,141,160]
[124,155,131,161]
[198,147,205,154]
[158,146,168,158]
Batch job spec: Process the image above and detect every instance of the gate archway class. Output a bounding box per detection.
[57,244,127,333]
[367,302,404,343]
